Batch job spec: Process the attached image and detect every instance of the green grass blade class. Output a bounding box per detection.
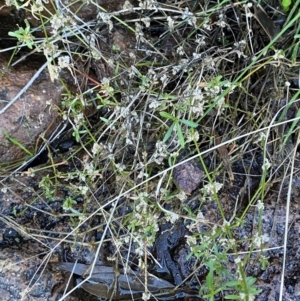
[180,119,198,128]
[3,132,33,156]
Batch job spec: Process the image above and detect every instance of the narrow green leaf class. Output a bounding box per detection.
[206,260,214,290]
[225,295,241,299]
[225,280,240,287]
[100,117,112,124]
[4,132,33,156]
[163,122,175,143]
[246,276,257,286]
[176,123,185,148]
[180,119,198,128]
[160,111,174,120]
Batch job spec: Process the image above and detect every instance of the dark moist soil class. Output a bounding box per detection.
[1,140,300,301]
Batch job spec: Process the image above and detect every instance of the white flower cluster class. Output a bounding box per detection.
[98,12,113,31]
[195,34,206,51]
[135,22,145,43]
[31,0,45,16]
[272,49,285,60]
[167,16,175,32]
[216,13,228,28]
[253,233,269,248]
[186,130,199,142]
[128,192,160,246]
[138,0,157,9]
[181,7,196,27]
[262,158,271,171]
[42,43,58,57]
[50,14,75,35]
[148,141,168,165]
[200,182,223,201]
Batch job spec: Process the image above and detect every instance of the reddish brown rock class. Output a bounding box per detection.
[173,161,204,194]
[0,54,63,163]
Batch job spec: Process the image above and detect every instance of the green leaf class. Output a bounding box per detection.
[225,280,240,287]
[281,0,291,12]
[160,111,175,120]
[3,132,33,156]
[206,260,215,290]
[246,276,257,286]
[176,123,185,148]
[225,295,242,299]
[163,122,175,143]
[180,119,198,128]
[100,117,112,124]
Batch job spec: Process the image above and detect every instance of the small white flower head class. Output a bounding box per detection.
[165,212,179,223]
[262,158,271,171]
[126,137,133,145]
[167,16,175,31]
[123,0,133,10]
[74,112,84,125]
[256,199,264,210]
[92,143,103,156]
[160,73,169,86]
[58,56,71,69]
[203,56,215,70]
[176,46,185,56]
[203,18,212,30]
[138,0,157,9]
[192,86,204,99]
[156,141,167,153]
[202,182,223,195]
[192,101,204,117]
[234,256,241,264]
[249,295,255,301]
[259,132,267,141]
[98,12,113,31]
[50,15,64,33]
[115,163,126,171]
[78,185,89,195]
[273,49,285,60]
[216,20,227,28]
[186,130,199,142]
[193,52,201,59]
[234,39,246,50]
[181,7,196,26]
[253,233,270,248]
[141,17,151,27]
[31,0,44,15]
[176,190,187,201]
[102,77,110,85]
[1,187,8,193]
[149,99,161,109]
[186,235,197,246]
[137,170,148,179]
[135,22,145,42]
[129,52,136,59]
[285,81,291,87]
[196,34,206,47]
